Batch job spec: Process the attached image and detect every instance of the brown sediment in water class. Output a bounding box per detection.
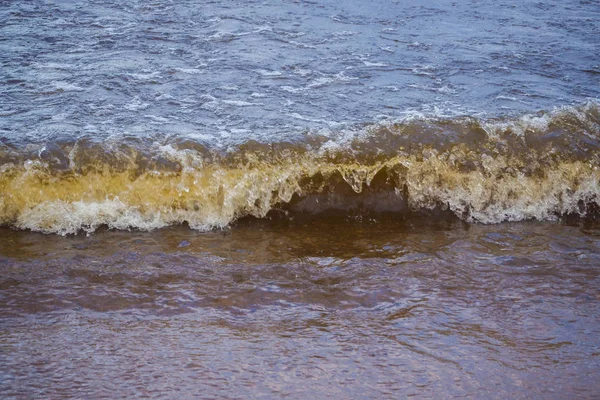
[1,218,600,397]
[1,102,599,234]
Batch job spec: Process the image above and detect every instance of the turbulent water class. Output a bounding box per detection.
[1,102,600,234]
[1,0,600,398]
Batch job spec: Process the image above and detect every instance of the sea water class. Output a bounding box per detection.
[1,0,599,397]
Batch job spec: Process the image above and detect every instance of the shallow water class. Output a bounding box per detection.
[1,0,600,397]
[2,0,599,141]
[2,1,600,233]
[1,219,600,398]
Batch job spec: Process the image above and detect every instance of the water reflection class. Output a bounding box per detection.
[1,220,599,397]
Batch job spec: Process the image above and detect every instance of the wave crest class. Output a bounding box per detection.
[1,102,599,234]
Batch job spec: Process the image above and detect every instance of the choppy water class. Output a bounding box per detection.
[1,0,600,398]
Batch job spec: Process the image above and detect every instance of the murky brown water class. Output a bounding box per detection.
[2,0,600,397]
[1,218,599,398]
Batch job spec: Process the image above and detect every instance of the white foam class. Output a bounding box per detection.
[222,100,258,107]
[174,68,204,74]
[128,71,160,81]
[363,61,389,67]
[255,69,283,77]
[124,97,150,111]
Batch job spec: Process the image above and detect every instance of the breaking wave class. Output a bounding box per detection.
[1,101,599,234]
